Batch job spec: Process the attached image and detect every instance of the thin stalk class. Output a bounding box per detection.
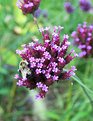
[7,80,17,112]
[80,85,93,109]
[32,14,41,34]
[72,75,93,94]
[83,59,93,108]
[72,75,93,109]
[84,59,91,79]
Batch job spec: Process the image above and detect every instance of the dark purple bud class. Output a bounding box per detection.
[79,0,91,12]
[33,8,42,18]
[64,2,74,14]
[16,0,41,15]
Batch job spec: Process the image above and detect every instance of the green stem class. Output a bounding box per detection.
[72,75,93,94]
[7,80,17,112]
[81,85,93,108]
[32,15,41,34]
[84,60,91,79]
[72,75,93,109]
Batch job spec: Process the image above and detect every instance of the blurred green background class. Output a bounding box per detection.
[0,0,93,121]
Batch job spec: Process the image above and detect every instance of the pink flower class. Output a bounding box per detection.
[36,68,41,74]
[16,0,41,15]
[36,82,43,88]
[15,26,77,98]
[72,22,93,58]
[42,85,48,92]
[14,74,19,79]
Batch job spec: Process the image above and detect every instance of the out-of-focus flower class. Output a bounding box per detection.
[79,0,91,12]
[71,22,93,58]
[16,0,41,15]
[41,10,48,18]
[33,8,48,18]
[15,26,77,99]
[64,2,74,14]
[33,8,42,18]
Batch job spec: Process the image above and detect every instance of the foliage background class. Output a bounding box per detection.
[0,0,93,121]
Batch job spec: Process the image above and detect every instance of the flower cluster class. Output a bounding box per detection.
[64,0,92,14]
[71,22,93,58]
[15,26,77,99]
[16,0,41,15]
[79,0,91,12]
[64,2,74,14]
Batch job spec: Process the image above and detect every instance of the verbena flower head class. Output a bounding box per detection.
[79,0,91,12]
[16,0,41,15]
[64,2,74,14]
[71,22,93,58]
[15,26,77,99]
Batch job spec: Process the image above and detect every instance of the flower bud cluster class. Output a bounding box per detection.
[64,2,74,14]
[79,0,91,12]
[16,0,41,14]
[71,22,93,58]
[15,26,77,98]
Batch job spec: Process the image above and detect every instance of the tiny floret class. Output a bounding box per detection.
[14,74,19,79]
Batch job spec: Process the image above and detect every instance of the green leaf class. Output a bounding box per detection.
[72,75,93,94]
[0,88,10,95]
[71,111,89,121]
[46,111,60,120]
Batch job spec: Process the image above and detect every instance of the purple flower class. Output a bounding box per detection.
[36,82,43,88]
[16,0,41,15]
[42,84,48,92]
[41,10,48,18]
[64,2,74,14]
[71,22,93,58]
[33,8,42,18]
[17,80,23,86]
[45,73,51,79]
[33,8,48,18]
[79,0,91,12]
[14,74,19,79]
[35,94,42,99]
[36,68,41,74]
[30,62,36,68]
[15,26,77,98]
[53,75,58,81]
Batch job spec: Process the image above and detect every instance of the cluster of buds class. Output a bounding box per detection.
[79,0,92,12]
[71,22,93,58]
[64,0,92,14]
[16,0,41,14]
[64,2,74,14]
[15,26,77,99]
